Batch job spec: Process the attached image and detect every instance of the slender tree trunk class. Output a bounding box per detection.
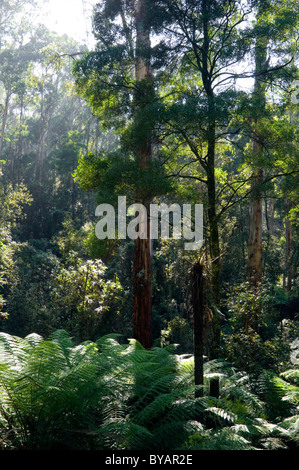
[16,95,24,185]
[285,111,294,292]
[132,0,153,349]
[285,201,293,292]
[192,262,205,398]
[34,86,45,181]
[246,1,269,331]
[247,168,263,288]
[0,86,11,161]
[206,160,221,359]
[202,0,221,361]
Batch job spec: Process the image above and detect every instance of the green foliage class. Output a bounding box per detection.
[52,258,124,342]
[0,330,298,450]
[225,328,290,375]
[0,183,32,233]
[74,150,173,206]
[0,224,125,342]
[160,316,193,354]
[1,243,61,338]
[223,282,292,373]
[257,369,299,423]
[0,182,33,329]
[0,330,104,450]
[0,331,204,450]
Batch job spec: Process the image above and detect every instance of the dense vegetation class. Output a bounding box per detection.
[0,0,298,451]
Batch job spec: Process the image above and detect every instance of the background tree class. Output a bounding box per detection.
[146,0,252,360]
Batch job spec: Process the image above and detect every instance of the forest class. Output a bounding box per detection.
[0,0,298,453]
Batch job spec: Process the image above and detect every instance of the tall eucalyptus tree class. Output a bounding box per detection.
[245,0,299,329]
[73,0,169,348]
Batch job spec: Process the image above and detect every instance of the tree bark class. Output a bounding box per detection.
[246,1,269,330]
[0,85,11,161]
[285,111,294,292]
[192,262,205,398]
[202,0,221,360]
[132,0,153,349]
[207,161,221,359]
[247,168,263,289]
[285,201,293,292]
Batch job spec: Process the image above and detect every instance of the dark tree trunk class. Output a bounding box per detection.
[285,201,293,292]
[192,262,205,398]
[132,0,153,349]
[202,0,221,361]
[132,230,152,350]
[207,161,221,359]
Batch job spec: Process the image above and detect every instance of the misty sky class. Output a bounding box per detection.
[41,0,97,44]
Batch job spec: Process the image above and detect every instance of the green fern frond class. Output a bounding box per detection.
[206,407,237,424]
[184,427,254,450]
[280,369,299,386]
[0,333,27,368]
[0,331,298,451]
[277,416,299,445]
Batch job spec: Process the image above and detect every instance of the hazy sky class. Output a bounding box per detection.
[38,0,254,91]
[41,0,98,44]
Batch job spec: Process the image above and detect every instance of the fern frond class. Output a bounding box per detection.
[0,331,297,451]
[277,416,299,445]
[280,369,299,386]
[206,407,237,424]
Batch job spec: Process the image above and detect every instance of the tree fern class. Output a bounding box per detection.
[94,338,207,450]
[0,331,298,450]
[269,367,299,449]
[0,331,103,449]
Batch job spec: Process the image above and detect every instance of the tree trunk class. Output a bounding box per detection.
[132,0,153,349]
[132,230,152,349]
[285,201,293,292]
[285,112,294,292]
[0,86,11,161]
[202,0,221,360]
[246,1,269,330]
[15,95,24,186]
[192,262,205,398]
[246,169,263,332]
[207,161,221,359]
[247,168,263,289]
